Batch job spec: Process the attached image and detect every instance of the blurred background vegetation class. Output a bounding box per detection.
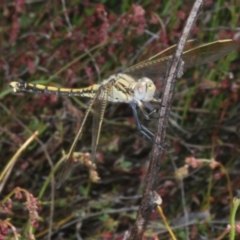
[0,0,240,239]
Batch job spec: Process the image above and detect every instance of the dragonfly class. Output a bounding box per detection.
[10,39,239,187]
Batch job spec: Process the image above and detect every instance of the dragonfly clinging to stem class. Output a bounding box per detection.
[10,39,239,187]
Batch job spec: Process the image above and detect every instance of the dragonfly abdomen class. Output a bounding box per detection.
[9,81,99,98]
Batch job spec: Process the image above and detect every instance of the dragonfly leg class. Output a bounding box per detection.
[130,102,165,150]
[140,100,162,120]
[137,101,156,120]
[144,109,158,120]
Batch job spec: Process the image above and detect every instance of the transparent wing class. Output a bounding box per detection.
[148,39,199,60]
[56,82,111,187]
[56,92,99,188]
[124,39,239,82]
[91,85,108,164]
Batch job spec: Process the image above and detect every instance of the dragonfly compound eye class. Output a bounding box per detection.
[134,77,156,101]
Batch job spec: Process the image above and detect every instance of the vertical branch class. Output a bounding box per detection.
[129,0,204,239]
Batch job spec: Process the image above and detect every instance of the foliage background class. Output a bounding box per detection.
[0,0,240,239]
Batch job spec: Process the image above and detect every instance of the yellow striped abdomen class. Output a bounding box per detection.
[9,81,99,98]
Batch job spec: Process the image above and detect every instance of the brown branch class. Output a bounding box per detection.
[129,0,204,239]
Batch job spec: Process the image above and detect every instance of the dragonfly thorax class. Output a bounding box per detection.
[101,74,156,103]
[133,77,156,102]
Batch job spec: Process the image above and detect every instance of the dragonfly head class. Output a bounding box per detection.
[134,77,156,102]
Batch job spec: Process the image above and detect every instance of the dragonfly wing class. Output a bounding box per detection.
[124,39,239,82]
[57,94,97,188]
[148,39,199,60]
[181,39,239,69]
[91,85,108,164]
[124,41,200,81]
